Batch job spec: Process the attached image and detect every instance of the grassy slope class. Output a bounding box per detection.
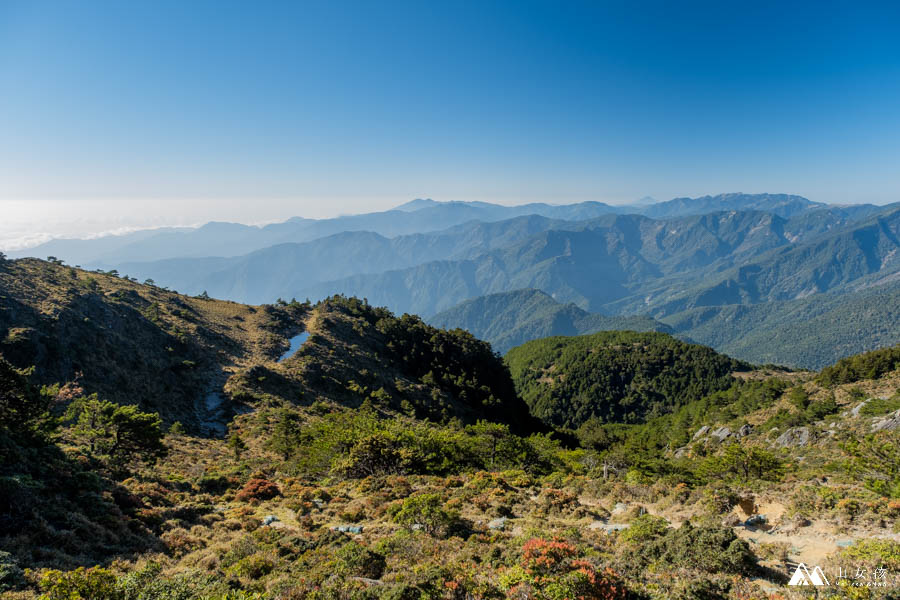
[0,258,306,428]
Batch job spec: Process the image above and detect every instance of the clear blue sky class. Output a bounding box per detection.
[1,0,899,233]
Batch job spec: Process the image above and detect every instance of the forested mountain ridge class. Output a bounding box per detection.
[112,215,583,304]
[639,206,900,317]
[662,281,900,369]
[505,330,751,428]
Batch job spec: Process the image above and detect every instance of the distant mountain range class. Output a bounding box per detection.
[297,206,900,317]
[7,193,899,368]
[429,289,670,355]
[9,192,873,266]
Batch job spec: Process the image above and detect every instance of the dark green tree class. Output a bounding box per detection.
[227,431,247,460]
[268,408,302,460]
[66,395,166,466]
[0,358,54,441]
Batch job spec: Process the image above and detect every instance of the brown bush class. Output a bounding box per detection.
[236,478,281,502]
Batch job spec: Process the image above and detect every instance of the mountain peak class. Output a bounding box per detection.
[393,198,440,212]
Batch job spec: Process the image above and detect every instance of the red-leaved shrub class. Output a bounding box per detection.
[235,478,281,502]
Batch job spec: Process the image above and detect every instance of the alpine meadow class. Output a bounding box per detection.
[2,2,900,600]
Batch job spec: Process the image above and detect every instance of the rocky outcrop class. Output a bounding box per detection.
[775,426,811,447]
[872,409,900,432]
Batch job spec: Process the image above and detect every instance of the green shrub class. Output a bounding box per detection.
[36,567,120,600]
[335,541,386,579]
[636,521,757,575]
[391,493,464,538]
[334,432,415,478]
[620,514,669,543]
[859,393,900,417]
[225,554,275,579]
[0,551,23,591]
[834,539,900,571]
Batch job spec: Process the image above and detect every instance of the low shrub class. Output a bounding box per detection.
[335,541,386,579]
[632,521,757,575]
[0,551,24,591]
[619,514,669,544]
[235,478,281,502]
[35,567,120,600]
[391,493,465,538]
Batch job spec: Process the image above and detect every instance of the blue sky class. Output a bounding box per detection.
[1,0,899,239]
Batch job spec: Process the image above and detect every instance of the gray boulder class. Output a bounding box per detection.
[775,427,811,447]
[332,525,364,533]
[693,425,711,440]
[710,426,732,441]
[872,409,900,432]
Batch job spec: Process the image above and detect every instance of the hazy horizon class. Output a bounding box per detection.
[1,192,892,252]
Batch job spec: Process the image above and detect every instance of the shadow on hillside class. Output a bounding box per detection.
[0,437,167,571]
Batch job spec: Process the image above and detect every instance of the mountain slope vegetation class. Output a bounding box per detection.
[2,257,900,598]
[0,258,532,433]
[663,281,900,369]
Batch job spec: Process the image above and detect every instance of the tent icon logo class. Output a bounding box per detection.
[788,563,830,586]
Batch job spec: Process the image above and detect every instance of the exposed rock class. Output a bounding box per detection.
[589,521,629,533]
[693,425,711,440]
[872,409,900,432]
[487,517,508,530]
[775,426,811,447]
[850,401,868,417]
[332,525,364,533]
[710,426,732,441]
[738,424,753,437]
[611,502,627,515]
[262,515,279,526]
[744,514,767,528]
[673,446,689,458]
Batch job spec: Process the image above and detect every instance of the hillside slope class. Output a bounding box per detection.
[663,282,900,369]
[0,258,532,433]
[505,330,751,428]
[0,258,304,431]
